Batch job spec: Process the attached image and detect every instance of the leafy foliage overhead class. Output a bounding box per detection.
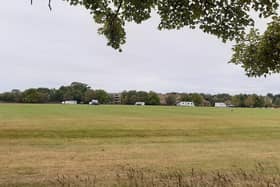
[33,0,279,77]
[59,0,279,51]
[230,17,280,77]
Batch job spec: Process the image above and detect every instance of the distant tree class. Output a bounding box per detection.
[244,95,255,108]
[94,89,111,104]
[165,94,177,105]
[137,91,149,102]
[83,89,96,104]
[267,93,274,99]
[62,89,75,101]
[121,90,138,105]
[36,88,51,103]
[201,94,215,106]
[273,96,280,106]
[58,82,90,103]
[0,89,22,103]
[179,93,203,106]
[70,82,90,103]
[213,94,232,103]
[232,94,247,107]
[120,91,128,104]
[121,90,153,105]
[180,94,192,102]
[49,89,61,102]
[191,93,203,106]
[146,92,160,105]
[10,89,22,102]
[264,96,273,107]
[254,95,265,108]
[22,89,42,103]
[0,92,16,103]
[244,94,265,108]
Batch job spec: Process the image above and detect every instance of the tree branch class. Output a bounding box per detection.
[30,0,52,11]
[115,0,123,18]
[48,0,52,11]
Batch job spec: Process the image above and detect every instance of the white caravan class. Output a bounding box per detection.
[61,100,77,104]
[177,101,195,107]
[215,102,227,107]
[135,102,145,106]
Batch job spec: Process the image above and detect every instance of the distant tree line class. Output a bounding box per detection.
[163,93,277,108]
[120,91,160,105]
[0,82,112,104]
[1,82,280,108]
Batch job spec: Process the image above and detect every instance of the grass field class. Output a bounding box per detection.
[1,104,280,186]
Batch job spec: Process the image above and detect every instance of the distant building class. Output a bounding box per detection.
[89,99,99,105]
[62,100,77,105]
[177,101,195,107]
[158,93,167,105]
[111,93,122,104]
[135,102,145,106]
[215,102,227,107]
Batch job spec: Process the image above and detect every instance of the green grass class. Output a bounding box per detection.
[1,104,280,185]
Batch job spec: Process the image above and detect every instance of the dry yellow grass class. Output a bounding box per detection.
[1,104,280,185]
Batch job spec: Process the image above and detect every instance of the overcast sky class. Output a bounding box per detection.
[1,1,280,94]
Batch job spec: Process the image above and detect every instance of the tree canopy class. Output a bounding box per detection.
[33,0,279,76]
[230,16,280,77]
